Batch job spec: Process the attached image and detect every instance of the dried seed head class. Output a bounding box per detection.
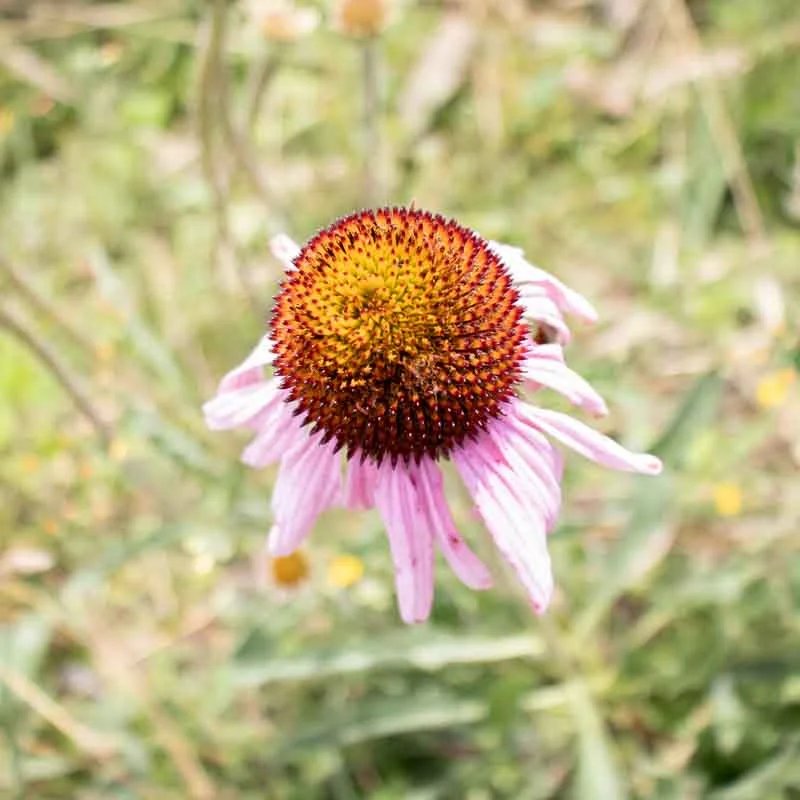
[270,208,528,465]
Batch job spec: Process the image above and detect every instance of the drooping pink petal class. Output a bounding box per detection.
[217,335,275,393]
[241,406,304,469]
[373,463,435,624]
[415,459,493,590]
[521,343,608,416]
[489,414,562,534]
[453,430,554,614]
[506,402,565,480]
[343,453,380,510]
[527,268,598,323]
[342,453,379,511]
[267,433,341,556]
[203,379,282,431]
[270,234,301,271]
[490,240,598,323]
[516,288,573,343]
[518,405,663,475]
[551,444,565,483]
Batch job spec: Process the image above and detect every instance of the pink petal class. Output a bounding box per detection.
[343,453,380,510]
[241,407,304,469]
[517,290,572,344]
[415,459,493,590]
[270,234,301,271]
[519,406,663,475]
[217,335,276,393]
[453,431,554,614]
[490,240,598,323]
[490,413,562,533]
[267,434,341,556]
[522,344,608,416]
[373,463,435,624]
[526,268,598,323]
[203,379,281,431]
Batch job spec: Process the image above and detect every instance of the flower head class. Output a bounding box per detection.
[332,0,395,38]
[270,550,310,587]
[245,0,319,43]
[204,207,661,622]
[272,209,526,465]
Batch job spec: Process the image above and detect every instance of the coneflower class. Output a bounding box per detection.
[204,208,661,622]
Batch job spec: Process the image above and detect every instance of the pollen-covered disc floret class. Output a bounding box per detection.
[270,208,528,464]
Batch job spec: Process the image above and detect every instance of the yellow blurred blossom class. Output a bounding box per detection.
[756,368,796,409]
[95,342,115,362]
[20,454,40,474]
[714,483,742,517]
[109,438,130,462]
[0,108,14,136]
[327,553,364,588]
[271,550,309,587]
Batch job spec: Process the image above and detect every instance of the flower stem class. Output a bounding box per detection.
[361,36,381,206]
[0,305,111,447]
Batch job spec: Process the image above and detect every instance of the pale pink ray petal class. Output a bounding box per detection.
[244,389,297,430]
[506,401,565,481]
[267,434,342,556]
[516,290,572,343]
[519,406,663,475]
[415,459,493,590]
[526,268,598,323]
[241,408,304,469]
[270,234,301,271]
[343,453,380,510]
[490,414,562,533]
[373,464,435,624]
[217,335,275,393]
[453,435,554,614]
[522,344,608,416]
[490,240,598,323]
[203,379,281,431]
[551,444,565,483]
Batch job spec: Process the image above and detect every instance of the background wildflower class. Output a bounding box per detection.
[245,0,319,43]
[270,550,310,588]
[713,482,743,518]
[755,368,796,409]
[327,554,365,589]
[333,0,396,38]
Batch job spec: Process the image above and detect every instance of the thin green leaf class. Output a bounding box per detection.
[232,633,544,686]
[570,681,627,800]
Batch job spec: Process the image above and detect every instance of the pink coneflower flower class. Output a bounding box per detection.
[204,208,661,622]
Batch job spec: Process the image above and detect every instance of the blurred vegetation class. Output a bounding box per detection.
[1,0,799,798]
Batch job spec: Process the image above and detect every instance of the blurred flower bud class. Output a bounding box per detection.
[333,0,394,38]
[246,0,319,43]
[270,550,310,587]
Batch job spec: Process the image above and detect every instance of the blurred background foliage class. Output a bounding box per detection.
[1,0,799,797]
